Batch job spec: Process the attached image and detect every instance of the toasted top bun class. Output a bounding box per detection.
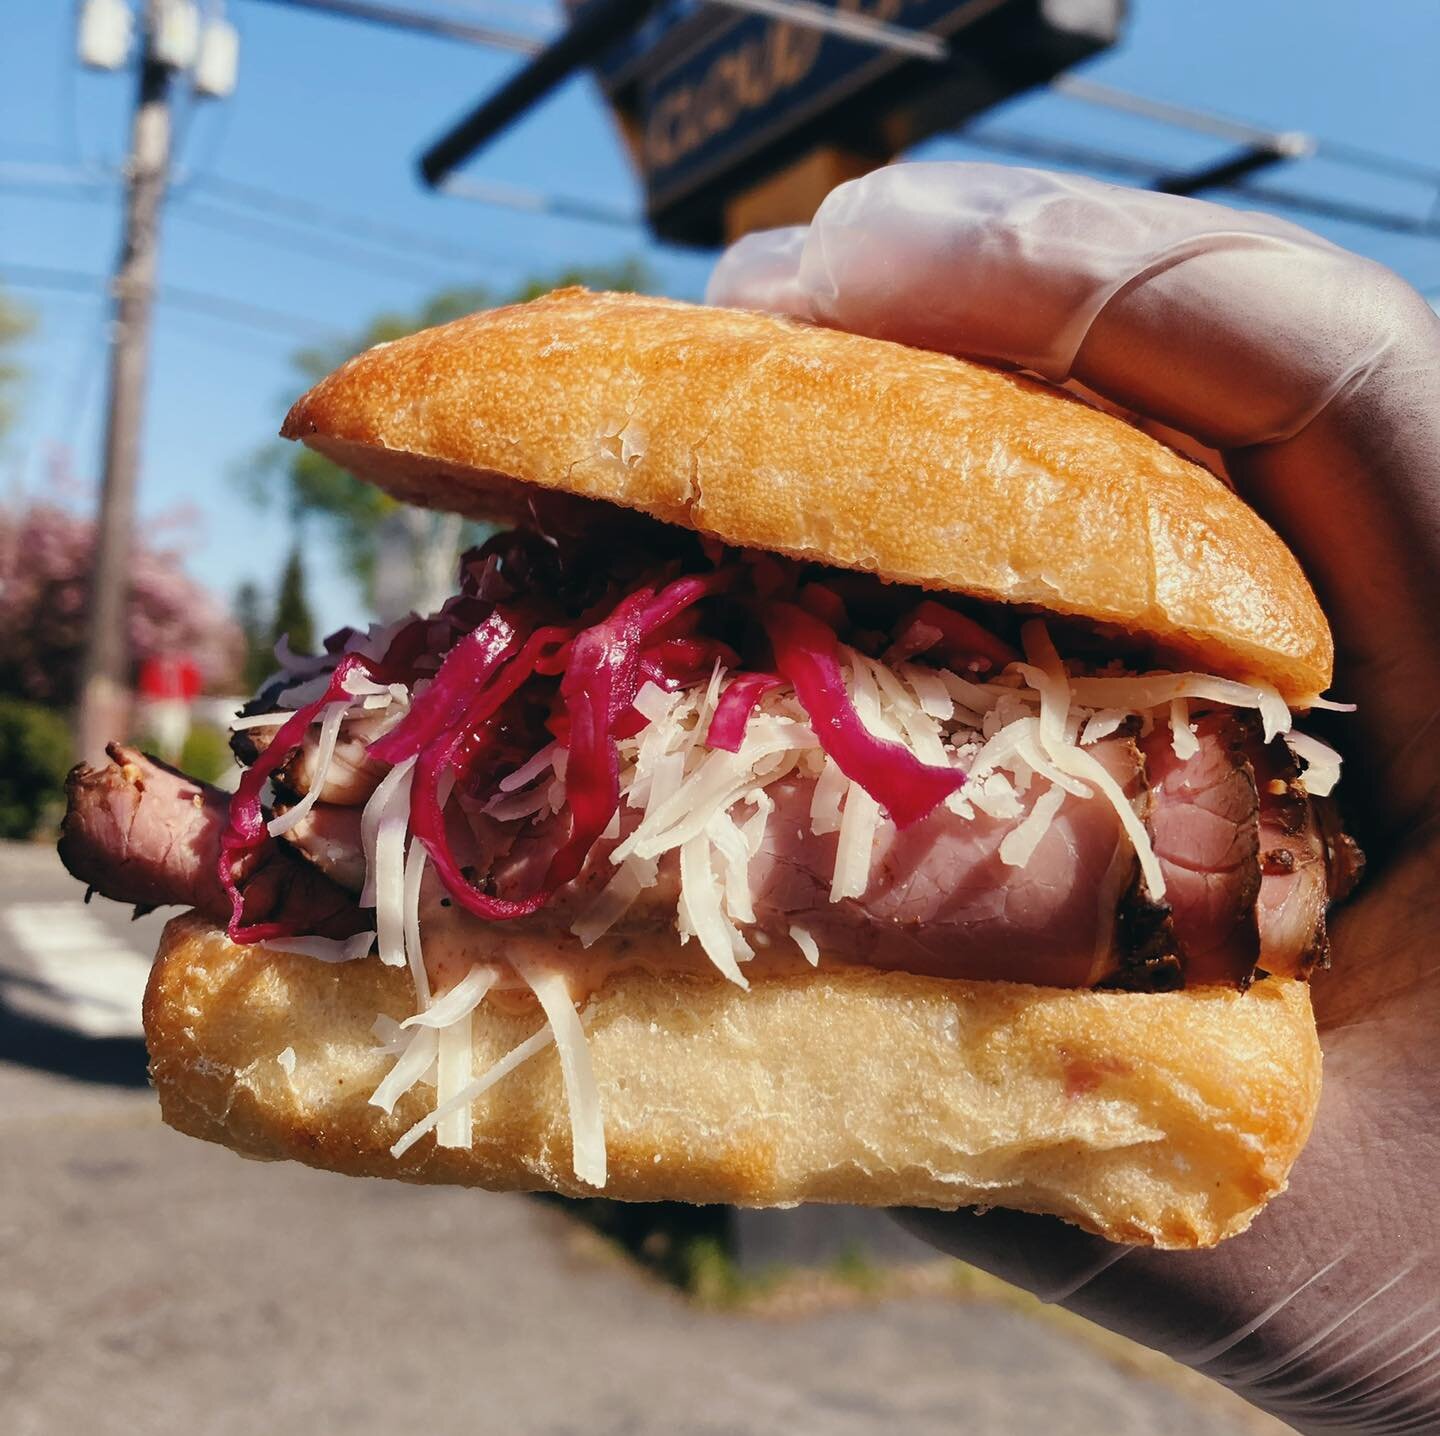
[282,288,1331,700]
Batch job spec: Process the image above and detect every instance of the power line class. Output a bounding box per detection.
[1051,75,1305,151]
[1,261,332,339]
[1314,137,1440,189]
[955,128,1440,244]
[7,300,112,505]
[438,174,643,230]
[239,0,544,52]
[0,160,119,193]
[1,163,545,273]
[189,173,525,267]
[954,128,1158,182]
[173,197,484,283]
[1052,76,1440,192]
[441,0,558,33]
[1229,178,1440,241]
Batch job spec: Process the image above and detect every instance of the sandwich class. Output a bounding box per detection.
[58,289,1362,1249]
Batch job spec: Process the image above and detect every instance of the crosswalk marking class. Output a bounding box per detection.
[1,902,151,1039]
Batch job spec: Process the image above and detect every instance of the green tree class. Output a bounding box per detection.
[235,579,275,691]
[0,286,35,440]
[271,543,316,658]
[250,261,653,612]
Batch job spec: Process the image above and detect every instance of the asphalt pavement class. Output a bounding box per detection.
[0,841,1287,1436]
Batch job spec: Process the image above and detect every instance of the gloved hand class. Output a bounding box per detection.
[709,162,1440,1436]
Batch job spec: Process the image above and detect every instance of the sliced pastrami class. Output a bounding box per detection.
[60,745,364,939]
[62,721,1344,992]
[741,739,1152,986]
[1249,735,1331,978]
[237,711,390,807]
[1141,715,1261,987]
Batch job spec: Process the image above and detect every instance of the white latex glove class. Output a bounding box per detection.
[709,162,1440,1436]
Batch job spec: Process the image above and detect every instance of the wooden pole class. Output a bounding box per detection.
[76,0,174,763]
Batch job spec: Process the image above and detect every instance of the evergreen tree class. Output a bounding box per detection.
[235,580,275,691]
[271,544,315,658]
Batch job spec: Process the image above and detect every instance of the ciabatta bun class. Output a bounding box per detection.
[141,289,1338,1248]
[146,915,1320,1250]
[282,288,1331,700]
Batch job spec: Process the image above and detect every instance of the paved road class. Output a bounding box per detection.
[0,843,1284,1436]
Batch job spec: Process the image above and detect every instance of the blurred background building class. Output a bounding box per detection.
[1,5,1436,1432]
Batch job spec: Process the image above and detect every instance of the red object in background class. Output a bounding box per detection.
[138,654,203,703]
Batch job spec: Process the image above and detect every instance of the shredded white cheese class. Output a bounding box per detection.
[496,741,560,794]
[230,710,297,732]
[631,681,673,725]
[830,781,881,903]
[898,662,954,721]
[790,925,820,966]
[1169,697,1200,761]
[369,1026,439,1115]
[359,756,416,909]
[1285,730,1343,797]
[401,839,431,1006]
[1066,672,1293,742]
[239,604,1352,1195]
[373,761,416,969]
[999,785,1068,869]
[265,700,348,837]
[809,756,848,836]
[402,965,495,1029]
[572,855,659,947]
[262,930,375,964]
[1021,622,1167,901]
[435,1012,473,1149]
[678,833,750,987]
[389,1017,564,1161]
[371,1015,407,1052]
[509,955,605,1187]
[1080,710,1127,746]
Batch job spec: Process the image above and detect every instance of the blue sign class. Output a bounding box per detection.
[620,0,1123,243]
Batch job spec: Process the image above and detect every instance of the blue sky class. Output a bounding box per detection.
[4,0,1439,637]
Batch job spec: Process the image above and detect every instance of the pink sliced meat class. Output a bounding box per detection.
[1249,735,1331,978]
[742,742,1149,986]
[1141,715,1260,986]
[276,790,518,899]
[473,740,1159,987]
[61,722,1348,991]
[236,712,390,807]
[272,801,367,892]
[59,745,366,939]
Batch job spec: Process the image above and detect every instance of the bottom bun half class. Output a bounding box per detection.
[144,914,1321,1249]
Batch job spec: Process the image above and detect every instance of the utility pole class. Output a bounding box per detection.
[76,0,174,764]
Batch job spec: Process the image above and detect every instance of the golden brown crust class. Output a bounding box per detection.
[282,288,1332,699]
[144,915,1321,1249]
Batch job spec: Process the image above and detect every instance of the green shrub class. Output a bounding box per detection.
[178,723,233,785]
[0,699,72,839]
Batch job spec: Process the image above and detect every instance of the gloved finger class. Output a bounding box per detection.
[761,162,1415,448]
[897,843,1440,1434]
[704,226,810,313]
[899,1192,1440,1436]
[707,162,1440,843]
